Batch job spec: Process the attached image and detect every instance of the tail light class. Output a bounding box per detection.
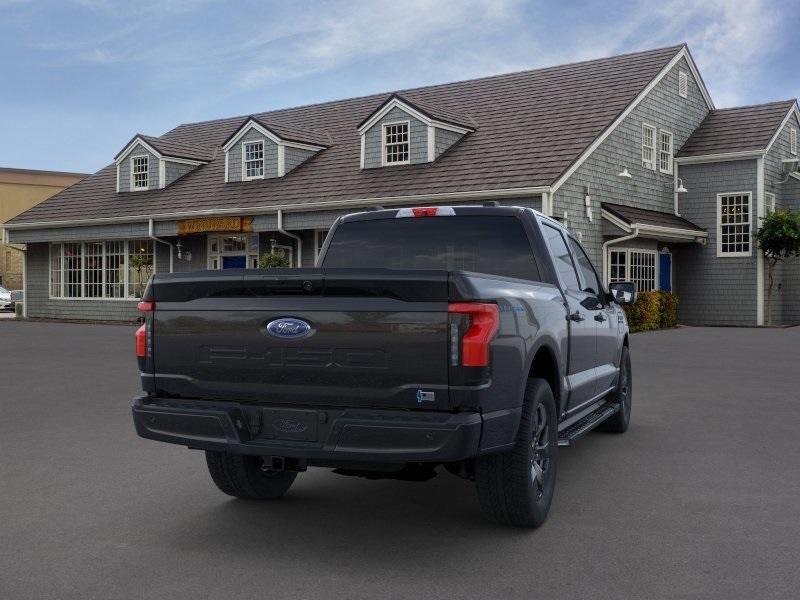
[137,301,155,312]
[135,324,147,358]
[396,206,456,218]
[448,302,500,367]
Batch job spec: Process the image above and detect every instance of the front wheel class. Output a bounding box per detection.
[205,452,297,500]
[475,378,558,528]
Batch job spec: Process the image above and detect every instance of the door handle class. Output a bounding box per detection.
[594,313,607,322]
[569,311,585,322]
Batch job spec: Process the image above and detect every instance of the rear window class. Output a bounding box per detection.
[322,216,540,281]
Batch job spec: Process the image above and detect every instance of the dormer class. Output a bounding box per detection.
[114,134,212,193]
[357,94,474,169]
[221,117,328,183]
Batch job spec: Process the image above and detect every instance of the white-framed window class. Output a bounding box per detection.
[659,130,674,174]
[790,127,797,155]
[609,248,658,292]
[678,70,688,99]
[49,239,154,300]
[642,123,656,170]
[766,192,777,213]
[383,121,410,165]
[243,141,265,179]
[314,229,329,262]
[717,192,752,257]
[131,156,149,190]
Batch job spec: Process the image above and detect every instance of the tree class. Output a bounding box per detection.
[754,208,800,326]
[258,252,291,268]
[129,253,153,298]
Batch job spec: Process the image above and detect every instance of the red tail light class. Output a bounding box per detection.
[448,303,500,367]
[137,301,155,312]
[135,324,147,358]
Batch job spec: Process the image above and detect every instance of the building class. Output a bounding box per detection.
[5,44,800,325]
[0,168,86,289]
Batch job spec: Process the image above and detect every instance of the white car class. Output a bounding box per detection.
[0,285,14,311]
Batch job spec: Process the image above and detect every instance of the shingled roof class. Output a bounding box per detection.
[11,45,688,225]
[678,100,797,157]
[114,134,216,162]
[602,202,705,232]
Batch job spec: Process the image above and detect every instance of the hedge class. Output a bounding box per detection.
[622,290,679,332]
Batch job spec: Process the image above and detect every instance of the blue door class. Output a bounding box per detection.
[659,253,672,292]
[222,255,246,269]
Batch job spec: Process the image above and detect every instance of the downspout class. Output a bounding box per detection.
[602,227,640,286]
[673,164,681,216]
[277,209,302,268]
[148,218,174,273]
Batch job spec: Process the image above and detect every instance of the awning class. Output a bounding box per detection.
[601,202,708,243]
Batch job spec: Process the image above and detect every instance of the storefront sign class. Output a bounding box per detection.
[177,216,254,235]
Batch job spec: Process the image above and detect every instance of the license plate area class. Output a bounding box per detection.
[261,408,319,442]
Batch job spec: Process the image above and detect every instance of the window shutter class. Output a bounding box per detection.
[678,71,688,99]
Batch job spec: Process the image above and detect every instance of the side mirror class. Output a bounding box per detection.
[608,282,636,305]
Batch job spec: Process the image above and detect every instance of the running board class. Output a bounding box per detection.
[557,403,619,447]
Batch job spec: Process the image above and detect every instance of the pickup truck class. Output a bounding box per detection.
[132,205,635,527]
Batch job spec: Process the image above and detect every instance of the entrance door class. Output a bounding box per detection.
[659,252,672,292]
[222,255,246,269]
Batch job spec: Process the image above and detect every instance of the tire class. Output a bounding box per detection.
[205,452,297,500]
[599,346,632,433]
[475,378,558,528]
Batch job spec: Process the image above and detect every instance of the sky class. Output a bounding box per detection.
[1,0,798,173]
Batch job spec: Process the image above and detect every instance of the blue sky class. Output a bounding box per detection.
[1,0,798,173]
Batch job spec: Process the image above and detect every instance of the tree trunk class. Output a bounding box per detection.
[766,259,776,327]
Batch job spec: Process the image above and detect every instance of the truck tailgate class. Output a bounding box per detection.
[148,269,451,410]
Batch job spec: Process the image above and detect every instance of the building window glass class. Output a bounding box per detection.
[678,70,688,98]
[132,156,149,189]
[608,248,657,292]
[718,193,752,256]
[244,141,265,179]
[642,123,656,170]
[49,240,153,300]
[384,122,410,165]
[314,229,329,262]
[207,233,260,269]
[659,131,674,174]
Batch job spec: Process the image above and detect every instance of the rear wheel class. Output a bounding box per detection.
[475,378,558,528]
[205,452,297,500]
[599,346,632,433]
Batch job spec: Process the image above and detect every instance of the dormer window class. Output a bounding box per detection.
[383,122,410,165]
[243,141,265,179]
[132,156,149,190]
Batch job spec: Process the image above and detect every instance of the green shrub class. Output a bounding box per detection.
[258,253,291,268]
[658,292,679,328]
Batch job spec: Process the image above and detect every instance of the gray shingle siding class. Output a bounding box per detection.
[118,143,159,192]
[553,58,710,267]
[164,160,195,187]
[284,146,316,174]
[24,243,139,321]
[8,223,151,244]
[434,128,463,158]
[765,110,800,324]
[673,160,758,326]
[363,107,427,168]
[227,128,279,182]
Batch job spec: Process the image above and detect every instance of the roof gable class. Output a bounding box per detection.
[221,116,329,152]
[356,94,475,134]
[678,100,798,158]
[114,134,213,164]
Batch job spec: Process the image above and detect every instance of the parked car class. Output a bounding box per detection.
[0,285,14,311]
[131,205,635,527]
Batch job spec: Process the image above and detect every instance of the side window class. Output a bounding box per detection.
[568,237,601,295]
[542,225,580,291]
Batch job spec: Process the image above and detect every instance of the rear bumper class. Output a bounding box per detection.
[132,395,487,463]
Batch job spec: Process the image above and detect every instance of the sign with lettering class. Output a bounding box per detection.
[177,216,254,235]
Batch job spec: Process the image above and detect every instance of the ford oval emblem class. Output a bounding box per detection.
[266,317,312,339]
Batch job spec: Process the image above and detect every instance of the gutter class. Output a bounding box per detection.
[148,218,174,273]
[277,209,302,267]
[3,185,552,231]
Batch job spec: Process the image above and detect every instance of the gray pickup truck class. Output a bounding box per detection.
[132,205,635,527]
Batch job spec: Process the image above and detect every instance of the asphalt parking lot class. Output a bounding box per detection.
[1,321,798,599]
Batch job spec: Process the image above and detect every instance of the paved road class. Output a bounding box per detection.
[1,322,798,599]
